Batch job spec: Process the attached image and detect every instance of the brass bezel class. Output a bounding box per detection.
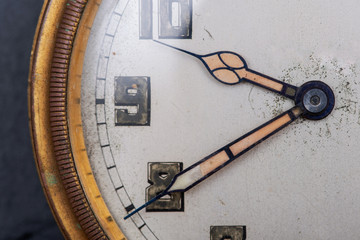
[29,0,125,239]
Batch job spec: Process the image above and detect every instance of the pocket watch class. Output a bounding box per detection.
[29,0,360,239]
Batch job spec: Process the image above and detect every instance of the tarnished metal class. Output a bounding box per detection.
[29,0,112,239]
[146,162,184,211]
[210,226,246,240]
[303,88,328,113]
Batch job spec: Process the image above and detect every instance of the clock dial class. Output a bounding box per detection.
[79,0,360,239]
[29,0,360,239]
[79,1,360,239]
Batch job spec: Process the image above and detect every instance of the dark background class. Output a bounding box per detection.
[0,1,63,239]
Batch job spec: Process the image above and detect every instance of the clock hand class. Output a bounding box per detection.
[124,105,303,220]
[154,40,298,100]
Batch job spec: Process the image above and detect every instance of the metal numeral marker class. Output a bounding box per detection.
[159,0,192,39]
[146,162,184,211]
[210,226,246,240]
[114,76,150,126]
[139,0,153,39]
[139,0,192,39]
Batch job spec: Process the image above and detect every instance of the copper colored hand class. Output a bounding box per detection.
[154,40,298,100]
[124,106,303,220]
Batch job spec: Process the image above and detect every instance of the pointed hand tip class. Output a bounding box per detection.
[124,210,137,220]
[124,207,141,220]
[123,213,132,220]
[123,192,169,220]
[152,39,164,45]
[152,40,200,58]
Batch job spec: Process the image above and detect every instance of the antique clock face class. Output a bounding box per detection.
[29,0,360,239]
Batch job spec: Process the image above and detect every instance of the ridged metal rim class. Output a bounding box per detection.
[48,1,108,239]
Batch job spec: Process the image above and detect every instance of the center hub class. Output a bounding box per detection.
[303,88,328,113]
[295,81,335,120]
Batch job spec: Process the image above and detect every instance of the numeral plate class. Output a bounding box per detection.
[159,0,192,39]
[210,226,246,240]
[114,76,150,126]
[140,0,193,39]
[146,162,184,211]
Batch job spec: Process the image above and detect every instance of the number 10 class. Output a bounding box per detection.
[140,0,193,39]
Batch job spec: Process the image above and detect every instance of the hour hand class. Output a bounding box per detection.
[154,40,298,100]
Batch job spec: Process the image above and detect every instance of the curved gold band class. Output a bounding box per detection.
[29,0,125,239]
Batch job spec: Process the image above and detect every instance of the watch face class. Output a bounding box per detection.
[77,0,358,239]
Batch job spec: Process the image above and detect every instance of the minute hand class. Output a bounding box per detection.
[154,40,298,100]
[167,106,302,192]
[124,106,302,219]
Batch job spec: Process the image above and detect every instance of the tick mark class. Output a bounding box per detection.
[125,204,135,213]
[96,99,105,105]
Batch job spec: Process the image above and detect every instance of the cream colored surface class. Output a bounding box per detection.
[200,151,230,176]
[81,1,360,239]
[220,53,246,69]
[213,69,240,84]
[168,166,203,192]
[230,114,291,156]
[202,54,227,70]
[236,68,283,92]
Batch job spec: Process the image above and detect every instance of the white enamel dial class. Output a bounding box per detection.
[81,1,360,239]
